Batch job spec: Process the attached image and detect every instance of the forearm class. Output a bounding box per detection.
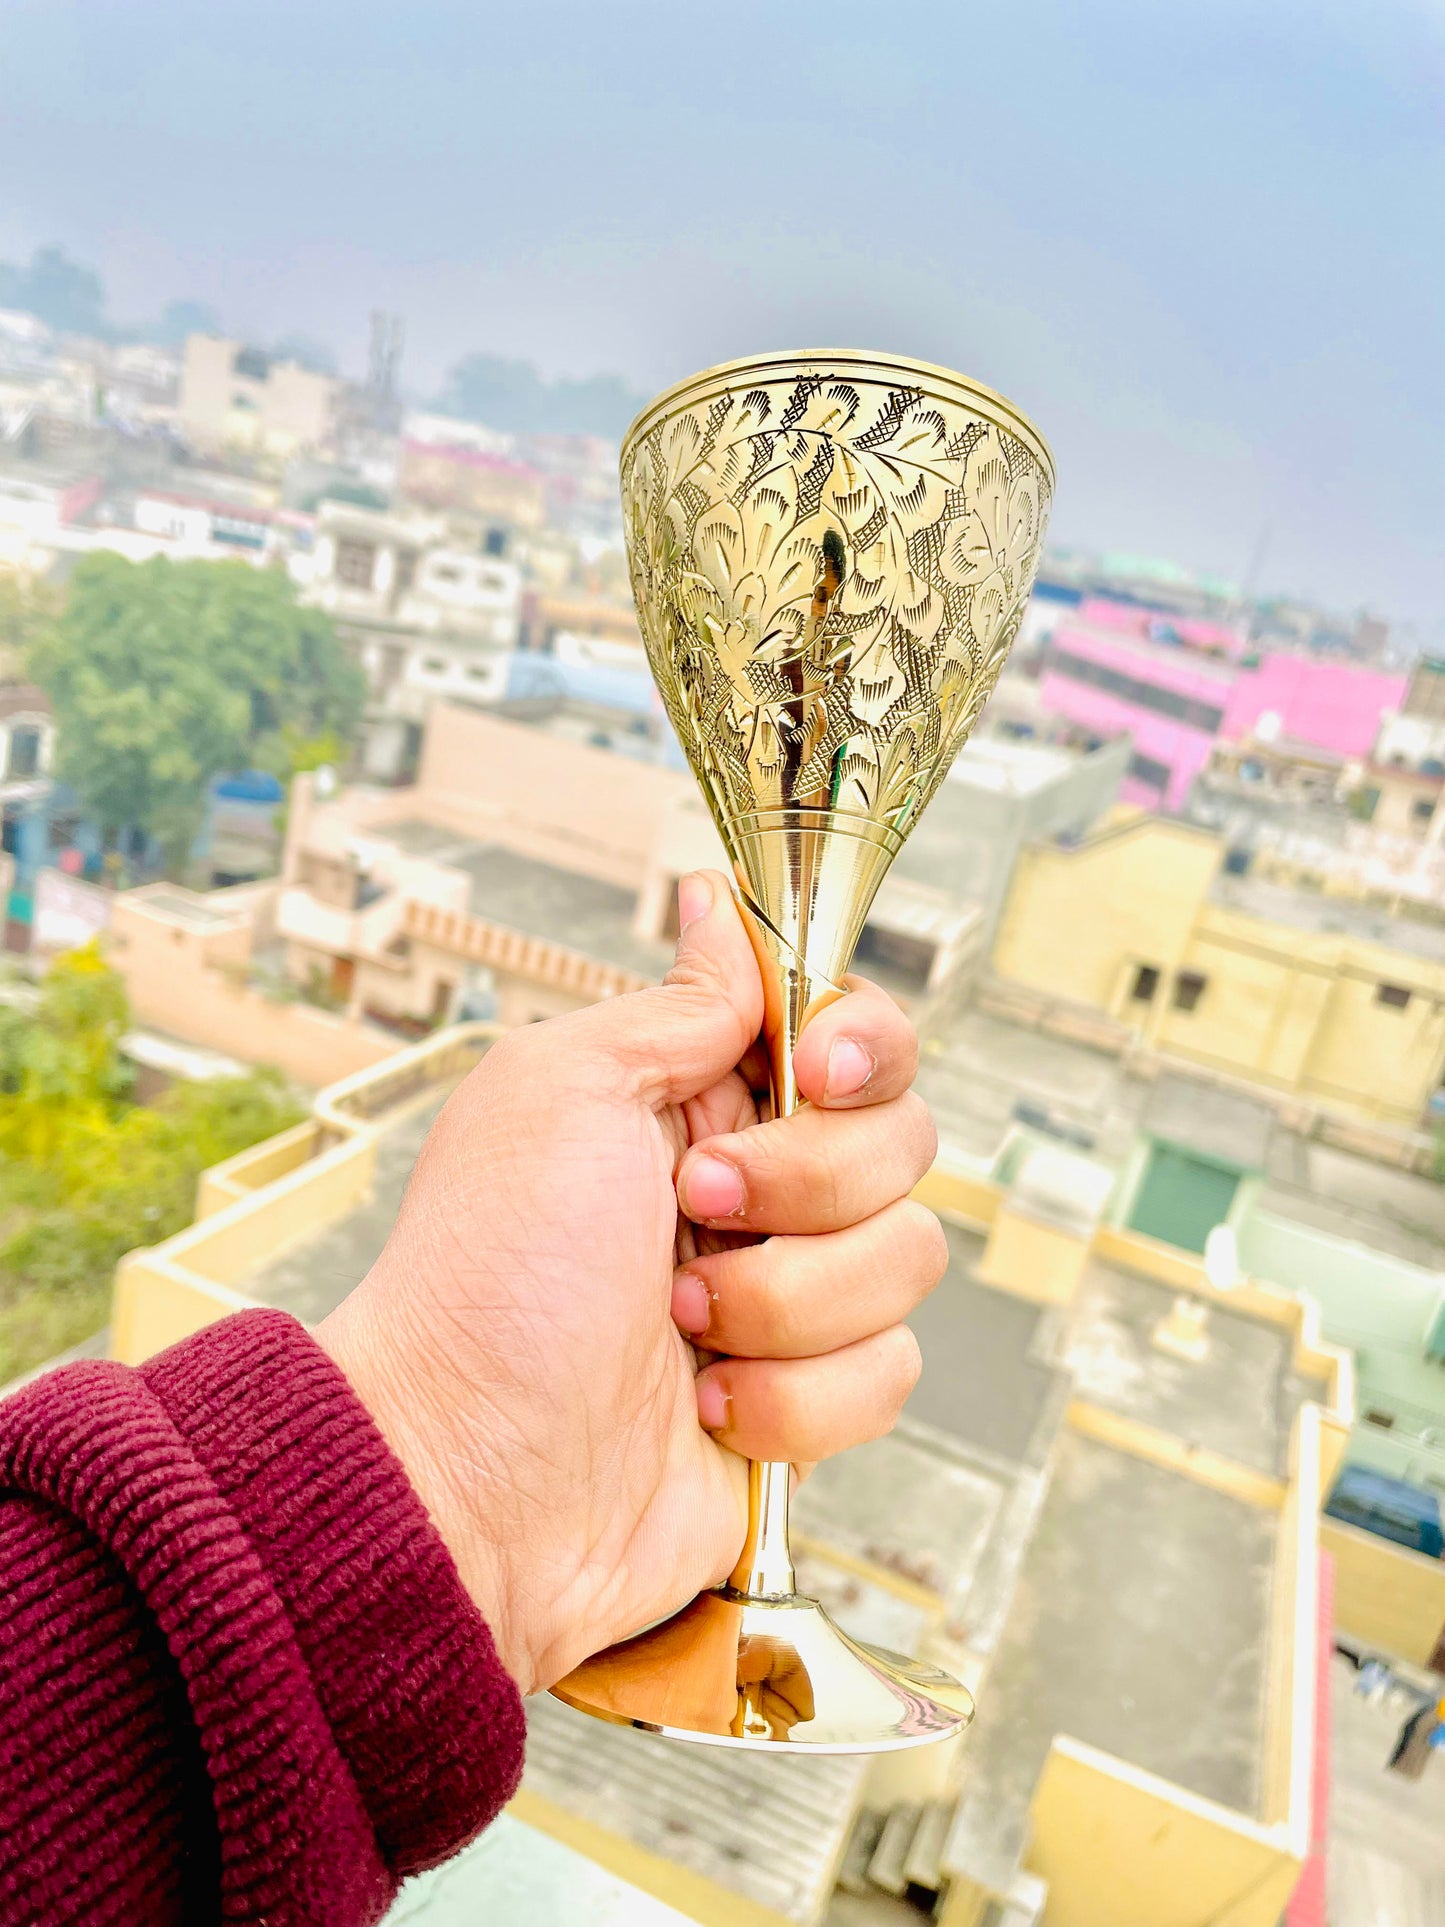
[0,1311,524,1927]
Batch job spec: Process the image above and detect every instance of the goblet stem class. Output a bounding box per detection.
[724,900,842,1603]
[728,1459,795,1597]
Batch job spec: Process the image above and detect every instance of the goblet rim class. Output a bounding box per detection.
[620,346,1055,484]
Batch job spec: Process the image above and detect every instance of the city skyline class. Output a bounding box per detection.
[2,0,1442,631]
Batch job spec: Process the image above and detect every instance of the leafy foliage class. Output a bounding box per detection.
[0,246,107,337]
[0,572,62,682]
[0,947,304,1384]
[26,552,365,865]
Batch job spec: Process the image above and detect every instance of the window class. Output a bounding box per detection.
[393,549,418,592]
[6,725,41,779]
[1376,982,1412,1010]
[233,346,271,380]
[1047,646,1226,733]
[465,664,492,682]
[1363,1408,1397,1430]
[1126,751,1172,793]
[1412,796,1435,824]
[483,527,506,557]
[431,564,462,585]
[1130,964,1161,1003]
[335,537,377,589]
[1172,970,1208,1013]
[420,656,448,676]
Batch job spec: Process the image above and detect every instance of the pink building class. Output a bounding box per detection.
[1040,605,1236,810]
[1041,599,1406,812]
[1222,654,1405,761]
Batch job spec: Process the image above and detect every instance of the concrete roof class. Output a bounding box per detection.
[944,1431,1278,1891]
[917,1006,1144,1165]
[245,1097,447,1322]
[129,885,239,931]
[923,1000,1445,1276]
[1141,1071,1276,1171]
[1060,1259,1327,1478]
[1211,871,1445,967]
[905,1226,1068,1466]
[384,1812,692,1925]
[523,1695,867,1925]
[948,735,1079,797]
[381,821,674,980]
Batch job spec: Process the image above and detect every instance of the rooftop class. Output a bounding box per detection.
[947,734,1080,798]
[1061,1259,1328,1478]
[245,1098,446,1323]
[383,1812,692,1925]
[945,1431,1277,1890]
[524,1695,866,1925]
[127,885,240,932]
[921,1001,1445,1268]
[1211,871,1445,966]
[380,821,674,980]
[1141,1070,1276,1171]
[905,1226,1067,1466]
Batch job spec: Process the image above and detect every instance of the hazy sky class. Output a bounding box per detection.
[3,0,1442,630]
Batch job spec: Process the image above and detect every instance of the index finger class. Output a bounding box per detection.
[791,975,918,1109]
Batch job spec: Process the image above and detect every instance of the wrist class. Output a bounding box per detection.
[314,1294,533,1694]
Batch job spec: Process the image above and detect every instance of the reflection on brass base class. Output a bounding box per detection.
[551,1588,974,1753]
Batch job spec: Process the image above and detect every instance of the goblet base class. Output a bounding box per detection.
[550,1587,974,1753]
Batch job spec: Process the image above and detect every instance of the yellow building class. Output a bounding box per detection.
[993,813,1445,1126]
[178,334,340,459]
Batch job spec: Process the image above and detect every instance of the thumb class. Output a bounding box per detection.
[579,870,764,1106]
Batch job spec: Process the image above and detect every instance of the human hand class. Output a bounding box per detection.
[317,871,944,1694]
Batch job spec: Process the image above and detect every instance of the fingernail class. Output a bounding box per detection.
[696,1375,732,1432]
[825,1036,875,1101]
[683,1154,744,1221]
[672,1271,713,1337]
[676,871,713,936]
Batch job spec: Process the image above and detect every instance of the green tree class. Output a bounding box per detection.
[433,352,646,438]
[28,553,365,869]
[0,246,108,337]
[0,942,132,1166]
[0,572,62,681]
[0,947,304,1383]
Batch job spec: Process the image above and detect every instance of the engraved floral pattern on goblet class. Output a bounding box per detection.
[621,356,1054,847]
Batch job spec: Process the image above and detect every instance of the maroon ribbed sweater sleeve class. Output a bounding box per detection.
[0,1309,525,1927]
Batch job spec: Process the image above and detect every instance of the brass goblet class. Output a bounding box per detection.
[554,351,1054,1750]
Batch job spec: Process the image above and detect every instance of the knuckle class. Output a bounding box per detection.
[898,1199,950,1289]
[802,1135,844,1224]
[757,1251,807,1353]
[754,1119,840,1224]
[898,1091,938,1175]
[892,1324,924,1395]
[871,1329,923,1435]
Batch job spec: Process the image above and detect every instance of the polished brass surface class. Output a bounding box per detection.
[552,1589,975,1751]
[554,350,1053,1750]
